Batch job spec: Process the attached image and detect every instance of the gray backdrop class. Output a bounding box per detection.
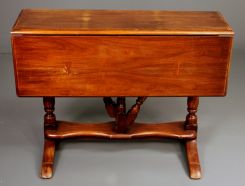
[0,1,245,186]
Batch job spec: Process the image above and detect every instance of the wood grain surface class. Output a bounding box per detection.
[185,140,202,179]
[11,9,235,180]
[45,121,196,140]
[12,9,233,35]
[12,35,233,96]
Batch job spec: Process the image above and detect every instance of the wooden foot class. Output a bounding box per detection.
[41,97,57,179]
[185,139,201,179]
[184,97,201,179]
[40,139,56,179]
[39,96,202,180]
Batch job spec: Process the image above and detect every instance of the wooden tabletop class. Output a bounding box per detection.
[12,9,233,35]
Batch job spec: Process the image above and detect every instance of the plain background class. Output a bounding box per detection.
[0,0,245,186]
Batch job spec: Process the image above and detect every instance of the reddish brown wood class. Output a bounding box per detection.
[184,97,201,179]
[43,97,56,128]
[185,140,202,179]
[185,97,199,130]
[12,9,233,36]
[10,9,234,180]
[126,97,147,130]
[115,97,127,133]
[41,97,57,178]
[40,139,56,179]
[12,36,233,97]
[103,97,147,133]
[45,121,196,140]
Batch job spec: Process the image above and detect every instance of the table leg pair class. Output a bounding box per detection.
[41,96,201,179]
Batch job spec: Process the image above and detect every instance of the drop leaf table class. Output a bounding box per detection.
[11,9,234,179]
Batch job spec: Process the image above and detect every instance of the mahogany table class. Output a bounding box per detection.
[11,9,234,179]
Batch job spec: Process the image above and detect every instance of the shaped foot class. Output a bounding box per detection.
[185,139,201,179]
[40,139,56,179]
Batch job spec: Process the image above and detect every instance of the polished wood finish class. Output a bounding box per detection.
[45,121,196,140]
[185,140,201,179]
[115,97,127,133]
[12,9,233,35]
[185,97,199,130]
[184,96,201,179]
[11,9,234,180]
[124,97,147,131]
[41,97,57,178]
[103,97,147,133]
[43,97,56,128]
[12,36,233,96]
[41,139,56,179]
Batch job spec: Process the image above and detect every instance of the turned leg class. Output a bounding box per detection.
[184,96,201,179]
[185,97,198,130]
[126,97,147,129]
[41,97,57,179]
[104,97,147,133]
[115,97,127,133]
